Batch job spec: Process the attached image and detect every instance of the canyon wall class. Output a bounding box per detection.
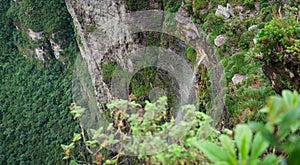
[66,0,227,127]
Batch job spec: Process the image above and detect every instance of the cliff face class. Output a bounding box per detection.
[175,4,227,126]
[66,0,137,110]
[66,0,226,126]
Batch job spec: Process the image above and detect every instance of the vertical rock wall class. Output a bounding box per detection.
[66,0,226,127]
[66,0,137,110]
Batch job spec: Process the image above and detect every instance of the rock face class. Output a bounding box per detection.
[34,48,45,61]
[263,59,300,93]
[66,0,138,110]
[176,3,227,126]
[66,0,227,126]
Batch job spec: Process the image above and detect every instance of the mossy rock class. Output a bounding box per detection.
[186,46,197,65]
[101,61,118,84]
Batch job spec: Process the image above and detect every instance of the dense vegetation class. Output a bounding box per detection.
[64,90,300,164]
[0,0,80,163]
[184,0,300,125]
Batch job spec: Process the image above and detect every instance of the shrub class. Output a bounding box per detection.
[255,14,300,62]
[250,90,300,164]
[185,46,197,65]
[63,90,300,164]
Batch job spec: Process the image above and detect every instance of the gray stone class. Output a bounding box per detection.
[215,3,235,19]
[50,39,62,60]
[27,29,43,41]
[248,25,257,31]
[34,48,45,61]
[232,74,247,85]
[254,3,260,11]
[214,34,227,47]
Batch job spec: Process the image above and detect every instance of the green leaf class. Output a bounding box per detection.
[70,160,80,165]
[250,133,269,161]
[61,143,75,150]
[277,108,299,135]
[282,90,298,106]
[249,122,277,146]
[234,124,252,163]
[214,162,231,165]
[267,97,284,122]
[85,140,98,147]
[104,159,117,165]
[62,155,70,160]
[260,154,280,165]
[72,133,81,142]
[193,141,227,163]
[90,127,103,139]
[287,146,300,165]
[219,135,237,165]
[70,106,85,118]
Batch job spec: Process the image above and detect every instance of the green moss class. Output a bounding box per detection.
[126,0,147,11]
[163,0,182,12]
[86,24,97,33]
[239,30,256,50]
[202,13,224,33]
[243,0,255,9]
[193,0,208,10]
[129,67,178,109]
[145,32,162,47]
[185,46,197,65]
[220,51,275,125]
[101,62,118,84]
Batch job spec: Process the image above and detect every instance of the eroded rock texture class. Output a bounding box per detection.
[66,0,138,110]
[66,0,227,126]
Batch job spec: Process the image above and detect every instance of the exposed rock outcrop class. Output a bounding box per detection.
[26,29,43,41]
[66,0,138,110]
[263,60,300,93]
[49,39,63,60]
[66,0,227,127]
[176,3,227,127]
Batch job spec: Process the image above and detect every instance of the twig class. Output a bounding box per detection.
[79,122,94,155]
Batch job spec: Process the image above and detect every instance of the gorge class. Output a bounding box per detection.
[0,0,299,164]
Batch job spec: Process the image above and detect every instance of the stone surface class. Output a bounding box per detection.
[254,3,260,11]
[176,3,227,126]
[66,0,140,111]
[34,48,45,61]
[214,34,227,47]
[248,25,257,31]
[232,74,247,85]
[215,4,234,19]
[26,29,43,41]
[50,39,62,60]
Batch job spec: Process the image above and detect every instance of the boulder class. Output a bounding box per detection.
[215,3,234,19]
[214,34,227,47]
[232,74,247,85]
